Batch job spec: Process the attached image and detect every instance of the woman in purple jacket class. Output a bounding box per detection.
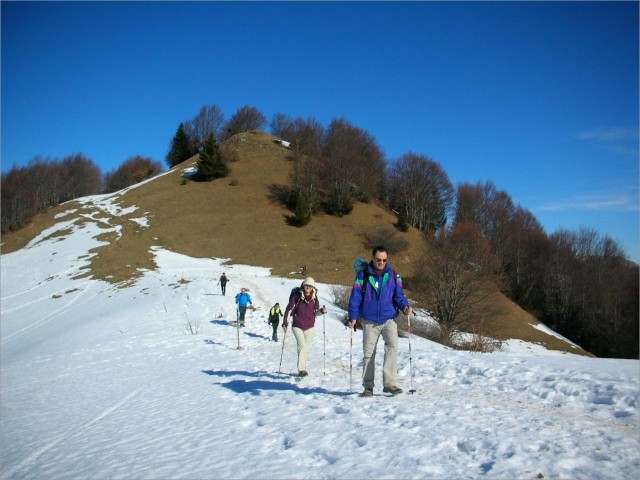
[347,246,412,397]
[283,277,327,377]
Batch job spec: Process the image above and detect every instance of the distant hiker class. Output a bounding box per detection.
[235,288,252,327]
[346,246,412,397]
[268,302,283,342]
[218,272,229,296]
[283,277,327,377]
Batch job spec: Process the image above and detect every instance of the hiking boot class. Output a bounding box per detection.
[383,386,403,395]
[361,388,373,397]
[298,370,308,377]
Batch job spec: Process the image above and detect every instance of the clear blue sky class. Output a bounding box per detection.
[2,1,638,262]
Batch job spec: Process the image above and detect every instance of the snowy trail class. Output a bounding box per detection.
[1,221,639,479]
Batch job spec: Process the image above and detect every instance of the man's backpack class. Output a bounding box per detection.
[353,257,368,275]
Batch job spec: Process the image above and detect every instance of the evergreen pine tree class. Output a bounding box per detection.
[292,192,312,226]
[196,133,229,181]
[166,123,192,167]
[396,210,410,232]
[325,188,353,217]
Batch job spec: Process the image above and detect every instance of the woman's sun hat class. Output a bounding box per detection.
[302,277,317,291]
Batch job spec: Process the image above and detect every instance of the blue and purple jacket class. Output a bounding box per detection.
[348,262,409,325]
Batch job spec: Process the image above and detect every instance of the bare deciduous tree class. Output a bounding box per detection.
[184,104,225,151]
[321,119,359,216]
[319,118,386,216]
[290,117,324,159]
[388,152,454,233]
[2,164,34,232]
[222,105,267,141]
[270,113,295,140]
[287,117,325,213]
[26,156,62,210]
[455,181,515,247]
[1,154,101,233]
[104,155,164,193]
[503,206,550,308]
[412,224,495,346]
[59,153,102,202]
[413,225,497,347]
[542,228,638,358]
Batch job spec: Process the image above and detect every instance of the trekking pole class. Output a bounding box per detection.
[278,328,287,373]
[407,312,416,393]
[236,306,242,350]
[322,307,326,376]
[349,325,353,393]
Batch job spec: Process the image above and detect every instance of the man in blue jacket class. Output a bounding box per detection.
[235,288,252,327]
[347,246,412,397]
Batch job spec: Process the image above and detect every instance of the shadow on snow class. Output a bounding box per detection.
[202,369,350,396]
[209,320,271,341]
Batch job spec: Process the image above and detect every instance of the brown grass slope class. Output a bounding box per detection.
[1,130,592,356]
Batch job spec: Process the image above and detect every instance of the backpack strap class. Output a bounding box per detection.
[291,288,303,316]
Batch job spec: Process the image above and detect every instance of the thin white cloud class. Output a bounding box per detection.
[576,126,637,142]
[536,187,639,213]
[575,126,639,157]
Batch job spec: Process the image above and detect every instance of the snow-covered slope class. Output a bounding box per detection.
[1,195,638,479]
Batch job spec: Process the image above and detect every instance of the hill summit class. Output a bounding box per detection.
[3,131,423,286]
